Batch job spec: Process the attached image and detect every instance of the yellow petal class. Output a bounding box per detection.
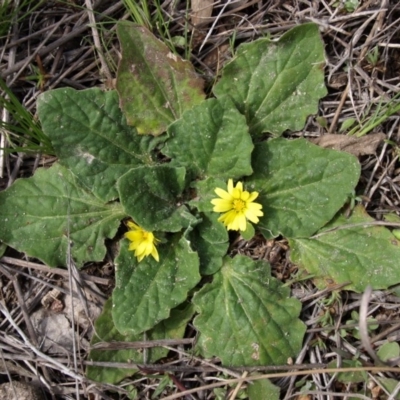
[126,221,140,230]
[224,210,244,231]
[227,179,234,194]
[238,213,247,231]
[246,202,263,212]
[125,230,143,242]
[215,187,232,200]
[241,190,250,201]
[227,217,240,231]
[152,246,159,262]
[128,241,138,251]
[248,191,259,202]
[211,198,232,212]
[137,252,145,262]
[232,187,241,199]
[245,211,260,224]
[219,210,236,225]
[142,243,151,256]
[245,206,263,223]
[235,181,243,192]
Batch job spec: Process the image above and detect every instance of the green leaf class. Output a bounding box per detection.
[248,138,360,238]
[163,97,253,180]
[118,165,197,232]
[377,378,400,399]
[327,360,367,383]
[116,21,205,135]
[189,176,227,213]
[37,88,162,203]
[248,378,280,400]
[339,117,356,132]
[188,212,228,275]
[377,342,400,363]
[214,23,327,136]
[113,236,200,335]
[241,223,255,241]
[0,163,125,267]
[289,206,400,292]
[87,298,195,384]
[193,255,306,366]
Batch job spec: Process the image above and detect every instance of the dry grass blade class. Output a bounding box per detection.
[84,0,112,81]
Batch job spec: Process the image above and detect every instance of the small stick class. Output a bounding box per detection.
[228,371,248,400]
[91,338,194,350]
[0,265,38,346]
[0,256,111,285]
[0,301,85,382]
[328,82,349,134]
[359,286,383,366]
[84,0,112,82]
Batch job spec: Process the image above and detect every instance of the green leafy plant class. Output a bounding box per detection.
[0,77,53,154]
[347,91,400,137]
[333,0,359,13]
[1,22,400,386]
[366,46,380,67]
[340,311,378,340]
[0,0,44,38]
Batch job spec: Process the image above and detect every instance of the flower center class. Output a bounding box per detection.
[232,199,245,212]
[142,231,150,241]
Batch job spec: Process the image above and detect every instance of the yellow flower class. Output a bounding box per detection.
[211,179,263,231]
[125,221,159,262]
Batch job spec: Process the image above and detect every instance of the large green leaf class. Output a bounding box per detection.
[163,97,253,180]
[116,21,205,135]
[214,23,327,136]
[0,163,125,267]
[117,165,198,232]
[193,255,305,366]
[87,298,195,384]
[290,206,400,292]
[112,236,200,335]
[248,138,360,238]
[188,212,228,275]
[37,88,161,203]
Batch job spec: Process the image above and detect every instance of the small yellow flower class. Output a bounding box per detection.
[211,179,263,231]
[125,221,159,262]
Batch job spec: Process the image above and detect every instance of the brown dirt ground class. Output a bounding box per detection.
[1,0,400,399]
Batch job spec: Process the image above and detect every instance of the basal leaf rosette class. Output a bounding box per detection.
[0,163,125,267]
[247,138,360,238]
[112,235,200,335]
[193,256,306,366]
[290,205,400,292]
[214,23,327,136]
[37,88,162,202]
